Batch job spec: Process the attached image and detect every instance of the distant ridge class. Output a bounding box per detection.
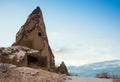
[68,60,120,77]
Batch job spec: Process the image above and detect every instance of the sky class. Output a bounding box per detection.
[0,0,120,66]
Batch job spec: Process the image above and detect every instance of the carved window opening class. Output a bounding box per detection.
[38,32,41,37]
[27,55,38,67]
[27,55,47,68]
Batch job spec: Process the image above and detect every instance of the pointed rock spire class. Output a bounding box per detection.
[29,6,42,16]
[13,6,55,70]
[57,61,69,75]
[9,6,69,74]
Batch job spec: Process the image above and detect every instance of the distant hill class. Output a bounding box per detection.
[68,60,120,77]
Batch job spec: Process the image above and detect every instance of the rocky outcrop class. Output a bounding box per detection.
[0,6,68,75]
[13,6,55,70]
[0,46,43,68]
[57,62,69,75]
[0,65,66,82]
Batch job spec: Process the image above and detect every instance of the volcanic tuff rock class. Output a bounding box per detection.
[0,65,66,82]
[0,46,41,67]
[12,7,55,69]
[0,6,68,74]
[57,62,69,75]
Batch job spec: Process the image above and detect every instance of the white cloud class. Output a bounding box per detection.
[49,34,118,66]
[54,43,118,66]
[53,47,71,55]
[104,55,114,60]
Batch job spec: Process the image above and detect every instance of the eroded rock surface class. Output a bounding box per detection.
[0,65,66,82]
[57,62,69,75]
[0,6,68,75]
[0,46,43,68]
[13,7,55,69]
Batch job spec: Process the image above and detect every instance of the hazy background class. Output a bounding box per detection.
[0,0,120,66]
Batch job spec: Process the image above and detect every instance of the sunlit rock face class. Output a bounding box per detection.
[0,7,69,75]
[12,7,55,69]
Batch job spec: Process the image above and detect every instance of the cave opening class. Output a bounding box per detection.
[27,55,47,68]
[27,55,38,66]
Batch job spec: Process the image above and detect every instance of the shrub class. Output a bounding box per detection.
[96,72,120,82]
[113,79,120,82]
[111,73,120,82]
[96,72,110,78]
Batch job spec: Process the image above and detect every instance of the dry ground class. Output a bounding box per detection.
[0,64,118,82]
[0,67,66,82]
[112,79,120,82]
[65,76,112,82]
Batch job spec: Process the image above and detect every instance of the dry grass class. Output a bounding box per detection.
[111,73,120,82]
[96,72,120,82]
[112,79,120,82]
[96,72,110,78]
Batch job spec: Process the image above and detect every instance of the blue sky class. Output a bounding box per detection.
[0,0,120,66]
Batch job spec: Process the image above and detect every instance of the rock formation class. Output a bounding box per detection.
[57,61,69,75]
[13,6,55,70]
[0,46,41,67]
[0,6,68,75]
